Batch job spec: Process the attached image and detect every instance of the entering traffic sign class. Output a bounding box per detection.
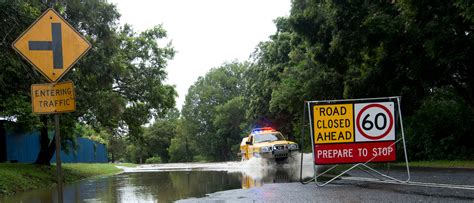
[12,8,91,82]
[31,81,76,114]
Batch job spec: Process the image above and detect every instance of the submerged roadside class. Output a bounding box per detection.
[0,163,135,196]
[0,159,472,198]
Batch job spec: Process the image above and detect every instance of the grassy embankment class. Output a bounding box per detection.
[0,163,136,196]
[393,160,474,169]
[316,160,474,181]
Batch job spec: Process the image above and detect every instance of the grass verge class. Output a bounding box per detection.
[393,160,474,169]
[0,163,135,196]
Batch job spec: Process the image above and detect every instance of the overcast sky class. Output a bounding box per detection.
[109,0,291,109]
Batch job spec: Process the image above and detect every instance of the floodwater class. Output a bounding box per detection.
[0,154,315,203]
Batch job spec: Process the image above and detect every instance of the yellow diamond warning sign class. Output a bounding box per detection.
[313,104,354,144]
[31,81,76,114]
[12,8,91,82]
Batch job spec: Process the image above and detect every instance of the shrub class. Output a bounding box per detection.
[145,156,162,164]
[405,88,474,160]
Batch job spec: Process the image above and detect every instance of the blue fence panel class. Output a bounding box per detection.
[5,131,108,163]
[6,131,42,163]
[94,140,108,163]
[52,137,108,163]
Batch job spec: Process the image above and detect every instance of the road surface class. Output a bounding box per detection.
[178,166,474,202]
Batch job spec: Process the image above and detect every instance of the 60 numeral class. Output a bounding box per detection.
[362,113,387,131]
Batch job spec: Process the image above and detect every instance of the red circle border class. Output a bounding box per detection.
[356,103,394,140]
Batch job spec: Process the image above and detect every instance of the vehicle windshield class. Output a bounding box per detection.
[254,133,285,143]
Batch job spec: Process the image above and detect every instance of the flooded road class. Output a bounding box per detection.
[1,154,315,202]
[4,154,472,202]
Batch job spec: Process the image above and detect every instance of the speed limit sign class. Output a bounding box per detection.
[354,102,395,142]
[309,97,409,185]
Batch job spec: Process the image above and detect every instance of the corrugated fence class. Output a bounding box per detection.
[5,131,108,163]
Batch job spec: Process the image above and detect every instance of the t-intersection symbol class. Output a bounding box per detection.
[28,23,63,69]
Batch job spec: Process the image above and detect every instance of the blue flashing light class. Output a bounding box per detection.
[251,127,275,134]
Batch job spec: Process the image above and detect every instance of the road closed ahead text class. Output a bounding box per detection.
[313,104,354,144]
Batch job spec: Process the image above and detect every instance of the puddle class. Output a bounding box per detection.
[1,154,315,202]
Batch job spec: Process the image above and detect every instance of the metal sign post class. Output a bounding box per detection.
[54,114,63,203]
[300,96,410,186]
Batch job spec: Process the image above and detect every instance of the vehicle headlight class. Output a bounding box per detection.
[288,144,299,150]
[260,146,271,153]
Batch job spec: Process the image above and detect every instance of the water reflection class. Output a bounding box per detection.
[120,171,241,202]
[1,155,315,202]
[240,165,299,189]
[0,171,242,203]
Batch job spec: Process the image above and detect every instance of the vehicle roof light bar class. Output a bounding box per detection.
[251,127,275,134]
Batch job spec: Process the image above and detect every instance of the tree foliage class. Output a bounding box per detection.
[0,0,176,164]
[174,62,248,162]
[2,0,472,163]
[142,108,180,163]
[241,0,474,160]
[169,0,473,161]
[168,119,198,162]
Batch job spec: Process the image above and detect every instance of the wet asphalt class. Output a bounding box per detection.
[180,167,474,202]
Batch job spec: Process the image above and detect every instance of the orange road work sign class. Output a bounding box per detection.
[31,81,76,114]
[12,8,91,82]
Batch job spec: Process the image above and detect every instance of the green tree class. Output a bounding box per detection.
[177,62,247,161]
[405,88,474,160]
[247,0,473,159]
[0,1,44,132]
[0,0,176,164]
[213,96,246,160]
[142,108,180,163]
[168,119,197,162]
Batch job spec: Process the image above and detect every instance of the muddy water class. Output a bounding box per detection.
[0,154,315,203]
